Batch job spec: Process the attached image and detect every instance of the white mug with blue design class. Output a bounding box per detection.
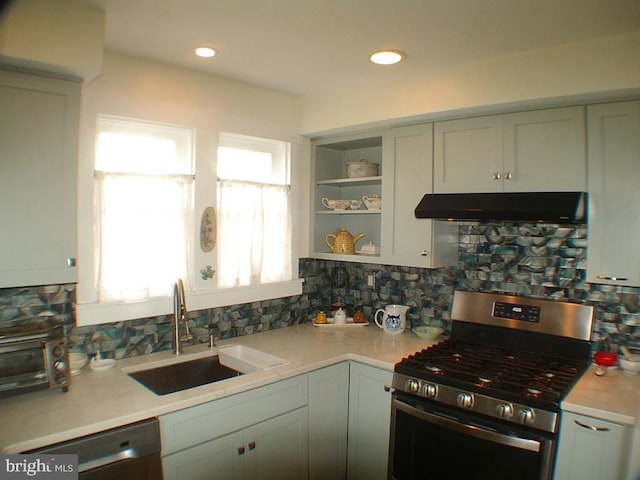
[375,304,409,334]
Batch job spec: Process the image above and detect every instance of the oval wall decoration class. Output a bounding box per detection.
[200,206,217,252]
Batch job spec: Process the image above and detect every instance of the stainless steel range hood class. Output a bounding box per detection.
[414,192,586,223]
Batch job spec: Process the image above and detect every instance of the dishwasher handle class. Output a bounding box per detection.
[78,447,139,473]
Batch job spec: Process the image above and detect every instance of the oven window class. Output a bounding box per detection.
[391,403,551,480]
[0,350,44,379]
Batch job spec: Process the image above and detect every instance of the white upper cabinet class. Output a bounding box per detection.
[310,125,456,268]
[310,132,383,264]
[586,100,640,286]
[434,107,586,193]
[381,124,457,268]
[0,69,80,287]
[434,115,503,193]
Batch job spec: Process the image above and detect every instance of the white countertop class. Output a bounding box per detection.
[562,364,640,425]
[0,322,428,454]
[2,323,639,454]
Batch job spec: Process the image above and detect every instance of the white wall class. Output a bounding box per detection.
[76,52,305,323]
[298,32,640,135]
[0,0,104,81]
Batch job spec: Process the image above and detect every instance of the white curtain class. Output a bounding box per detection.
[217,179,292,288]
[95,172,193,302]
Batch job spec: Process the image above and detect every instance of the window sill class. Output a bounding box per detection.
[75,279,304,326]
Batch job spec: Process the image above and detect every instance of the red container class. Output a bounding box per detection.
[594,352,618,366]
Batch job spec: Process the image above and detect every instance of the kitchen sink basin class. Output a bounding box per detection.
[127,346,287,395]
[127,355,242,395]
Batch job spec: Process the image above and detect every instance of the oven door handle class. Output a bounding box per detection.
[393,398,542,453]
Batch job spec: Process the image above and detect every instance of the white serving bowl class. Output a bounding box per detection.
[412,326,444,342]
[89,357,116,372]
[619,357,640,375]
[68,352,88,375]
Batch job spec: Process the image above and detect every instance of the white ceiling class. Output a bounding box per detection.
[77,0,640,97]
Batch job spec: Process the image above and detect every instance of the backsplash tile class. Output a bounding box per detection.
[0,222,638,360]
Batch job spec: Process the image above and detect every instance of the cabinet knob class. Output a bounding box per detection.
[237,446,245,455]
[504,171,512,180]
[492,171,501,180]
[383,385,392,392]
[66,257,77,267]
[420,250,429,256]
[248,441,256,450]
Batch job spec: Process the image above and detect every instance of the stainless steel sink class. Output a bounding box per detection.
[127,355,242,395]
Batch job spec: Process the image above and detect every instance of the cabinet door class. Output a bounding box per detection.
[434,115,503,193]
[163,431,245,480]
[0,70,79,287]
[586,101,640,286]
[308,363,349,480]
[503,106,586,192]
[246,407,309,480]
[554,411,627,480]
[347,363,393,480]
[381,124,455,268]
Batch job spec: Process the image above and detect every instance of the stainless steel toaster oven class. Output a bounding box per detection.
[0,324,70,397]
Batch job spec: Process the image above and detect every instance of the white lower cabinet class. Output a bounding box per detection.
[554,411,628,480]
[160,375,309,480]
[347,362,393,480]
[308,363,349,480]
[161,363,395,480]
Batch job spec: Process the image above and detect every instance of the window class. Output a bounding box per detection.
[217,133,292,288]
[94,115,194,302]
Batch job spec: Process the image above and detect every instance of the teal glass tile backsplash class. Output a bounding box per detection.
[1,222,638,359]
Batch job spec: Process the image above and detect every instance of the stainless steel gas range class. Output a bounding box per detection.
[388,290,594,480]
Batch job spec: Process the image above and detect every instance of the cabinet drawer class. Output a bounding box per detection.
[161,375,308,455]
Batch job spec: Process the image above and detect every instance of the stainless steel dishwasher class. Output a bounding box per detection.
[28,417,162,479]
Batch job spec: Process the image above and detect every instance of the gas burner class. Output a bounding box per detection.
[477,376,494,386]
[526,387,543,397]
[425,365,443,374]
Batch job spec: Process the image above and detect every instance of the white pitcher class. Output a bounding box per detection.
[375,304,409,335]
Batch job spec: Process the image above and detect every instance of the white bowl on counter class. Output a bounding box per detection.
[411,326,444,342]
[89,357,116,372]
[68,352,88,375]
[619,357,640,374]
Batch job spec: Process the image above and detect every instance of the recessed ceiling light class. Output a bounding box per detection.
[195,47,216,58]
[370,50,404,65]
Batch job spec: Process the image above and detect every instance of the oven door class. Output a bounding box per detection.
[389,393,556,480]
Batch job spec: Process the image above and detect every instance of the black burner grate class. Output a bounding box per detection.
[396,339,589,405]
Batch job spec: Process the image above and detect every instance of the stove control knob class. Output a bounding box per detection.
[405,379,420,393]
[517,408,536,426]
[457,392,474,409]
[496,403,514,419]
[422,383,438,399]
